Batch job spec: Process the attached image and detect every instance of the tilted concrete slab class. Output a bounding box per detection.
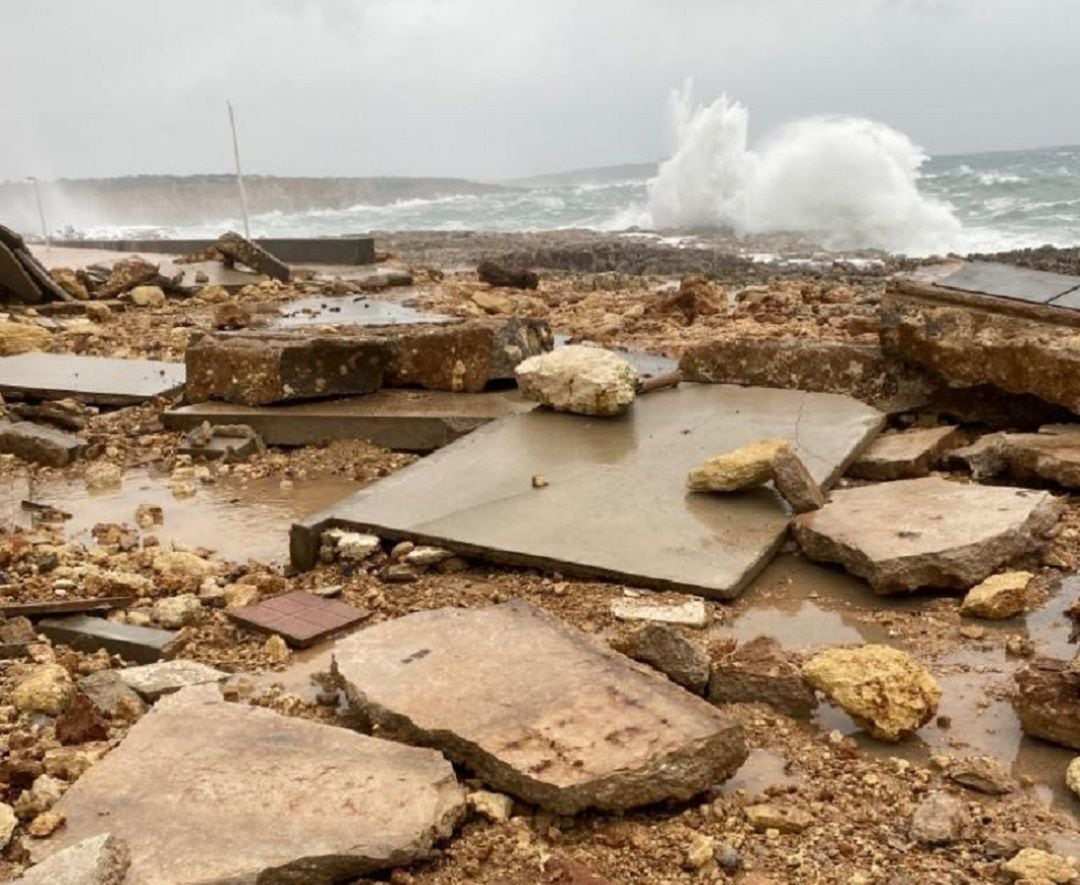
[270,295,455,330]
[163,389,537,451]
[40,616,177,664]
[911,260,1080,306]
[333,600,747,814]
[0,354,184,405]
[34,685,466,884]
[793,477,1063,593]
[293,384,883,598]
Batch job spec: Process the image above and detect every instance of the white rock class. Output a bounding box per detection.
[333,531,381,562]
[151,594,202,629]
[515,345,638,416]
[610,596,709,628]
[127,285,165,307]
[0,803,16,849]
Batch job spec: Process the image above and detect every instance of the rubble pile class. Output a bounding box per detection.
[0,230,1078,882]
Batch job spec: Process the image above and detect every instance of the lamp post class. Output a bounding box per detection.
[26,177,49,247]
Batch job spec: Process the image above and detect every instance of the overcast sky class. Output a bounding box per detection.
[5,0,1079,182]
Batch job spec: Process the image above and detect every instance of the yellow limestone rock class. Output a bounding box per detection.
[1002,847,1077,883]
[687,439,788,492]
[1066,756,1080,800]
[802,645,941,742]
[960,571,1033,620]
[515,345,638,417]
[0,322,50,357]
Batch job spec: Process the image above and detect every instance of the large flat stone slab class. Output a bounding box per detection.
[921,260,1080,306]
[162,389,537,451]
[0,354,185,405]
[793,477,1063,593]
[40,616,177,663]
[293,384,883,598]
[333,600,747,814]
[34,685,465,884]
[848,425,962,480]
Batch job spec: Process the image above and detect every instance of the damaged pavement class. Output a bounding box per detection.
[2,235,1080,883]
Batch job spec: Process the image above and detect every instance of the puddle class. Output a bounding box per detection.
[722,747,801,797]
[233,642,337,704]
[21,470,359,565]
[269,295,453,329]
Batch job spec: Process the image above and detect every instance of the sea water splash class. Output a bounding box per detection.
[645,81,962,254]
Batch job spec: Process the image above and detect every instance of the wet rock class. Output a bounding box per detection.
[1002,848,1077,883]
[647,274,723,324]
[36,685,465,882]
[96,258,158,299]
[771,444,827,513]
[801,645,940,742]
[744,803,814,834]
[515,345,638,416]
[126,285,165,307]
[708,636,817,719]
[0,421,83,467]
[332,600,747,814]
[910,790,964,845]
[468,790,513,823]
[687,438,785,492]
[477,260,539,290]
[0,322,50,357]
[117,660,228,701]
[848,425,962,480]
[996,425,1080,490]
[151,594,202,629]
[13,662,75,716]
[1014,658,1080,749]
[195,284,229,303]
[12,833,130,885]
[77,671,147,720]
[55,693,109,745]
[947,756,1016,795]
[960,571,1032,620]
[619,623,710,694]
[793,477,1063,593]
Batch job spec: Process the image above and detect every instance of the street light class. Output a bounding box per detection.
[26,177,49,247]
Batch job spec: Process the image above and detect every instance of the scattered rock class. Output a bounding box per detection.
[126,285,165,307]
[27,810,65,837]
[1002,848,1077,883]
[685,833,717,869]
[1014,658,1080,749]
[151,594,202,629]
[83,462,122,491]
[0,803,16,850]
[48,267,90,301]
[77,671,148,720]
[212,301,252,330]
[849,426,962,480]
[619,623,710,694]
[910,790,964,845]
[771,444,827,513]
[610,596,709,628]
[794,477,1063,593]
[403,545,454,568]
[477,260,539,290]
[223,583,261,610]
[1067,757,1080,800]
[263,634,290,664]
[12,833,129,885]
[13,663,76,716]
[708,636,818,719]
[55,693,109,744]
[0,322,51,357]
[947,756,1016,795]
[960,571,1032,620]
[744,803,814,834]
[471,289,515,315]
[16,774,64,819]
[468,790,514,823]
[801,645,941,741]
[152,550,216,579]
[327,530,381,562]
[515,345,638,416]
[333,600,747,813]
[0,421,83,467]
[117,660,228,701]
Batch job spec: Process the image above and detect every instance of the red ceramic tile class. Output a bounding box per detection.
[229,591,369,648]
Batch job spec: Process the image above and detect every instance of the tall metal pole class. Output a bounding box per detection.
[27,177,49,247]
[227,100,251,238]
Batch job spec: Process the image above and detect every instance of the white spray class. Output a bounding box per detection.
[645,80,962,254]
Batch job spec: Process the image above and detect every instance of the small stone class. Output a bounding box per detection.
[620,623,710,694]
[383,564,419,584]
[16,775,64,819]
[960,571,1033,620]
[1002,848,1077,883]
[910,790,964,845]
[468,790,513,823]
[196,284,229,303]
[687,439,787,492]
[744,803,814,834]
[55,694,109,745]
[263,634,290,664]
[0,322,50,357]
[947,756,1016,795]
[390,541,415,561]
[127,285,165,307]
[685,833,716,870]
[471,290,515,315]
[84,462,122,491]
[0,803,16,849]
[13,663,75,716]
[403,546,453,568]
[332,531,381,562]
[771,445,826,513]
[515,345,638,417]
[27,810,65,838]
[152,550,215,579]
[532,474,549,489]
[223,584,261,610]
[151,594,202,629]
[610,596,709,628]
[708,636,817,718]
[1067,757,1080,799]
[77,671,147,720]
[717,844,742,871]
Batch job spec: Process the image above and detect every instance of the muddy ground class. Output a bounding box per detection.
[1,231,1079,883]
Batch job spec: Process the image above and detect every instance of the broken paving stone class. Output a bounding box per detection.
[946,756,1016,795]
[229,590,369,648]
[743,803,814,834]
[619,623,710,694]
[34,685,465,884]
[40,616,177,665]
[515,345,638,416]
[178,421,263,462]
[994,425,1080,491]
[793,477,1063,594]
[77,671,147,720]
[13,833,129,885]
[1002,848,1078,883]
[0,596,134,618]
[848,426,962,481]
[117,660,228,701]
[332,600,747,814]
[801,645,941,742]
[960,571,1033,620]
[55,694,109,745]
[0,353,185,406]
[610,596,709,628]
[910,791,964,846]
[12,663,75,716]
[1014,658,1080,750]
[0,421,83,467]
[216,231,290,283]
[707,636,817,719]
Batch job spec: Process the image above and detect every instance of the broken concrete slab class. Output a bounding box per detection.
[848,425,963,481]
[0,353,185,405]
[215,231,290,282]
[611,596,709,627]
[0,596,133,618]
[678,336,933,413]
[14,833,129,885]
[1014,658,1080,750]
[903,259,1080,307]
[618,623,710,693]
[39,616,177,664]
[707,636,817,719]
[117,660,228,701]
[162,388,537,451]
[0,224,73,304]
[0,421,82,467]
[34,684,466,884]
[177,421,264,462]
[293,384,883,599]
[793,477,1062,593]
[333,600,747,813]
[56,236,376,265]
[229,590,369,648]
[270,295,454,330]
[995,425,1080,490]
[882,267,1080,414]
